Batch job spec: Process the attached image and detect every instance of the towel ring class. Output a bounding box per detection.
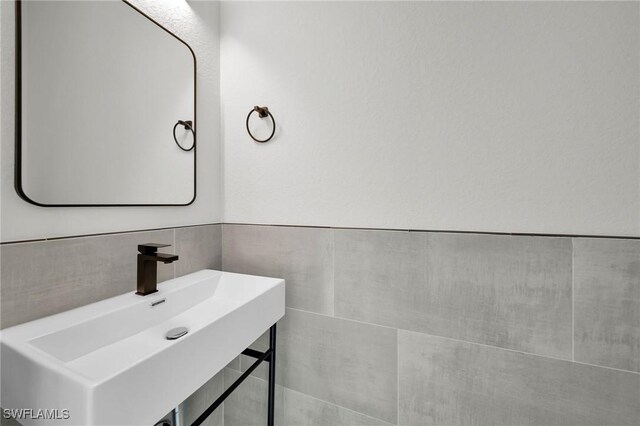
[246,106,276,143]
[173,120,195,151]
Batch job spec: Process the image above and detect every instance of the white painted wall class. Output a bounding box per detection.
[2,1,638,241]
[1,0,222,242]
[221,1,640,237]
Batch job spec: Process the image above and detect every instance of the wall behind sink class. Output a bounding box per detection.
[0,224,222,329]
[0,224,224,425]
[218,2,640,426]
[0,0,223,243]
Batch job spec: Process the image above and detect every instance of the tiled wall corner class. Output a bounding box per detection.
[277,308,397,424]
[222,225,334,316]
[175,225,222,277]
[234,308,398,424]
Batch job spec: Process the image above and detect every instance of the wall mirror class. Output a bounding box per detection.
[16,0,196,206]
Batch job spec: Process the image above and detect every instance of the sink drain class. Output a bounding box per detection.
[165,327,188,340]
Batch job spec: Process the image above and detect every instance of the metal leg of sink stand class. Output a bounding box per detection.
[190,323,278,426]
[267,324,277,426]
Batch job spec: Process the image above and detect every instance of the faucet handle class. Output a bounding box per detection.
[138,243,171,255]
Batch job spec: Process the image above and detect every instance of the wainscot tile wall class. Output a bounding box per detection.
[2,223,639,426]
[222,224,640,426]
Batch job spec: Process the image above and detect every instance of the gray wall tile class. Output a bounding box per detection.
[227,356,241,372]
[425,233,572,358]
[175,225,222,277]
[334,229,427,333]
[238,310,398,423]
[574,238,640,372]
[224,368,284,426]
[335,229,572,358]
[6,223,637,426]
[1,230,174,329]
[399,330,640,426]
[276,308,397,424]
[0,413,22,426]
[284,388,394,426]
[240,330,271,381]
[182,371,224,426]
[222,225,334,315]
[237,318,398,425]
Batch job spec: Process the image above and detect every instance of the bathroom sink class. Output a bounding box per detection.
[0,270,285,426]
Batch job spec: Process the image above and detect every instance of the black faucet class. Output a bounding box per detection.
[136,243,179,296]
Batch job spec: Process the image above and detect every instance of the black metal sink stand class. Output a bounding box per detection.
[191,324,277,426]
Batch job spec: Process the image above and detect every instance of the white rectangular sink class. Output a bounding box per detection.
[0,270,285,426]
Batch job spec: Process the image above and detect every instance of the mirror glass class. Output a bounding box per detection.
[17,0,196,206]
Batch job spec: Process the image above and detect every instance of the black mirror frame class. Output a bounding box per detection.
[14,0,197,207]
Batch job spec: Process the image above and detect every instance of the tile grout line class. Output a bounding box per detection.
[396,330,400,426]
[221,224,225,272]
[282,381,286,425]
[331,228,336,317]
[571,237,575,362]
[287,307,397,332]
[287,307,640,376]
[5,223,637,247]
[222,369,227,425]
[1,222,223,245]
[221,222,640,241]
[219,224,223,267]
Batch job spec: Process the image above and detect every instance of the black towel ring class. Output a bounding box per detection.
[173,120,195,151]
[246,106,276,143]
